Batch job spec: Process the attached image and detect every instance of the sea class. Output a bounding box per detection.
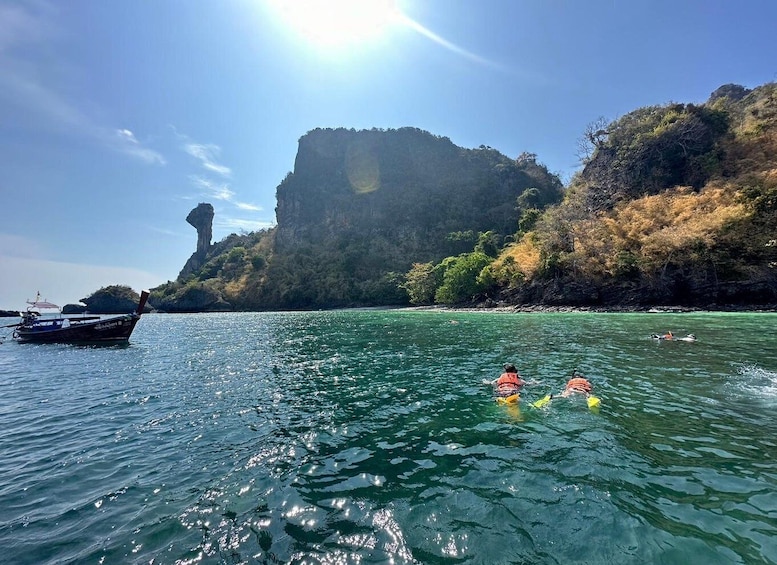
[1,310,776,565]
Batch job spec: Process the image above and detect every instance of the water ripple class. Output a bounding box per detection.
[1,311,776,564]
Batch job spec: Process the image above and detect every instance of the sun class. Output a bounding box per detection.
[267,0,402,51]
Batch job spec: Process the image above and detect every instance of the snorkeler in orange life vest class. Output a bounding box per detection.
[560,369,593,398]
[490,363,546,398]
[494,364,525,396]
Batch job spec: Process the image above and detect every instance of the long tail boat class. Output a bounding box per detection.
[11,291,150,344]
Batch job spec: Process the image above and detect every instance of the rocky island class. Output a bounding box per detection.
[105,82,777,313]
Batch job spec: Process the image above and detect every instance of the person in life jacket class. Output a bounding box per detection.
[560,369,593,397]
[492,363,527,397]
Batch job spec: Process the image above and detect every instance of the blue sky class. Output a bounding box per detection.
[1,0,775,309]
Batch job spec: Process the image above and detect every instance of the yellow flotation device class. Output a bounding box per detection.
[531,394,552,408]
[496,393,520,404]
[529,394,601,410]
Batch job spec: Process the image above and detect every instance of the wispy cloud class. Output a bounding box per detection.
[175,130,267,234]
[217,217,275,233]
[113,129,166,165]
[184,143,232,177]
[0,1,165,164]
[182,136,261,205]
[236,202,262,211]
[190,175,235,201]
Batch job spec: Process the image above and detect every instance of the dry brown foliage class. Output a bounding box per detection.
[573,185,748,277]
[493,234,542,281]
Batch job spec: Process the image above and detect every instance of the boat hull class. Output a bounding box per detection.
[14,314,141,344]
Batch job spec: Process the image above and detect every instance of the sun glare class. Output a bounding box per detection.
[267,0,402,50]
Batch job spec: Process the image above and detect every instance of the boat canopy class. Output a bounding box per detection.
[26,300,60,310]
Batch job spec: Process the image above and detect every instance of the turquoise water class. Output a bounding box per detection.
[1,310,776,564]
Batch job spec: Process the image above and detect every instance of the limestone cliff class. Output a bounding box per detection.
[179,203,214,279]
[152,127,563,310]
[259,127,563,308]
[274,127,563,257]
[148,83,777,311]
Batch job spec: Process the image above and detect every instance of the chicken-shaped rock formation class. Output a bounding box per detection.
[178,203,214,279]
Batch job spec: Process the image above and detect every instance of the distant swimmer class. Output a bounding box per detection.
[651,332,696,341]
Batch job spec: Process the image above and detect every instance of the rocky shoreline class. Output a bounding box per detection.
[401,302,777,314]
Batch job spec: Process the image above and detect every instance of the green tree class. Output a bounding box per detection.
[475,231,501,257]
[403,262,438,305]
[434,252,493,304]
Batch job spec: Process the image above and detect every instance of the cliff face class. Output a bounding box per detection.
[149,84,777,311]
[179,203,215,279]
[275,127,562,259]
[150,127,563,311]
[579,103,729,212]
[242,127,564,309]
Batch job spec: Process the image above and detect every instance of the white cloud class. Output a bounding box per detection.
[112,128,166,165]
[190,175,235,201]
[116,128,136,141]
[184,143,232,177]
[175,131,271,234]
[236,201,262,211]
[0,69,166,163]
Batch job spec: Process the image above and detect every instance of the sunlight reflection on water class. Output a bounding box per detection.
[0,311,776,564]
